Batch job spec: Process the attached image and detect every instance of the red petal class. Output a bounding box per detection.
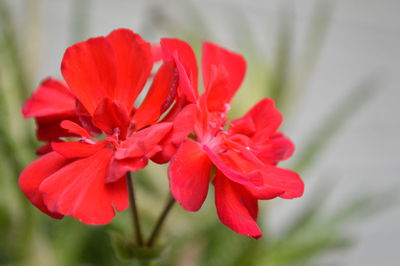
[159,94,190,123]
[92,98,130,139]
[193,95,210,141]
[168,140,211,211]
[106,177,129,212]
[22,78,75,118]
[106,29,153,110]
[40,148,128,224]
[23,78,79,143]
[107,157,148,183]
[230,98,282,143]
[36,115,80,142]
[151,143,176,165]
[202,42,246,111]
[115,122,173,159]
[133,60,178,129]
[214,171,261,239]
[249,165,304,200]
[174,57,197,103]
[19,152,68,219]
[151,43,162,62]
[36,143,53,155]
[203,145,263,188]
[60,120,90,138]
[151,104,197,164]
[52,141,107,159]
[75,101,102,137]
[169,104,197,144]
[257,133,295,164]
[161,38,198,98]
[61,36,117,114]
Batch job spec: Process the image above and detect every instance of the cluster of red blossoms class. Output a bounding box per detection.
[19,29,304,239]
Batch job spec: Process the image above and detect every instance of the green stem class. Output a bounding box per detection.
[146,194,175,247]
[126,172,144,246]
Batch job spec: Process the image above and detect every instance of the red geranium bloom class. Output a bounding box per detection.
[22,78,80,154]
[167,41,304,238]
[19,29,193,224]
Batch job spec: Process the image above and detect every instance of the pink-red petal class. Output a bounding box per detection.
[151,104,197,164]
[257,133,295,164]
[151,43,162,62]
[161,38,198,99]
[214,171,261,239]
[60,120,91,139]
[75,101,102,137]
[230,98,283,143]
[19,152,69,219]
[52,141,107,159]
[249,165,304,200]
[106,177,129,212]
[202,42,246,111]
[22,78,75,118]
[106,29,153,110]
[36,115,80,142]
[115,122,173,160]
[169,140,211,211]
[39,149,128,224]
[36,143,53,155]
[203,145,263,188]
[61,36,117,114]
[92,98,130,139]
[133,60,178,129]
[107,157,148,184]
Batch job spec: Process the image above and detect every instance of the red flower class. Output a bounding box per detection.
[19,29,190,224]
[22,78,79,154]
[167,41,304,238]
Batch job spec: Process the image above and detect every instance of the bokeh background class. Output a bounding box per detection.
[0,0,399,265]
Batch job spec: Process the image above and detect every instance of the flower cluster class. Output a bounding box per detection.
[19,29,303,238]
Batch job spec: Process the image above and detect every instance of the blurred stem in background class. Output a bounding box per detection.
[268,4,293,110]
[292,0,333,98]
[71,0,90,43]
[291,77,377,173]
[0,0,47,265]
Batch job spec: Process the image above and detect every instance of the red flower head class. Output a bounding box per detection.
[19,29,194,224]
[167,41,304,239]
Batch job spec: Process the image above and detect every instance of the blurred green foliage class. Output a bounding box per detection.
[0,0,391,265]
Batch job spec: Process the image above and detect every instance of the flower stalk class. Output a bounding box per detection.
[147,194,176,247]
[126,172,144,246]
[124,173,175,264]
